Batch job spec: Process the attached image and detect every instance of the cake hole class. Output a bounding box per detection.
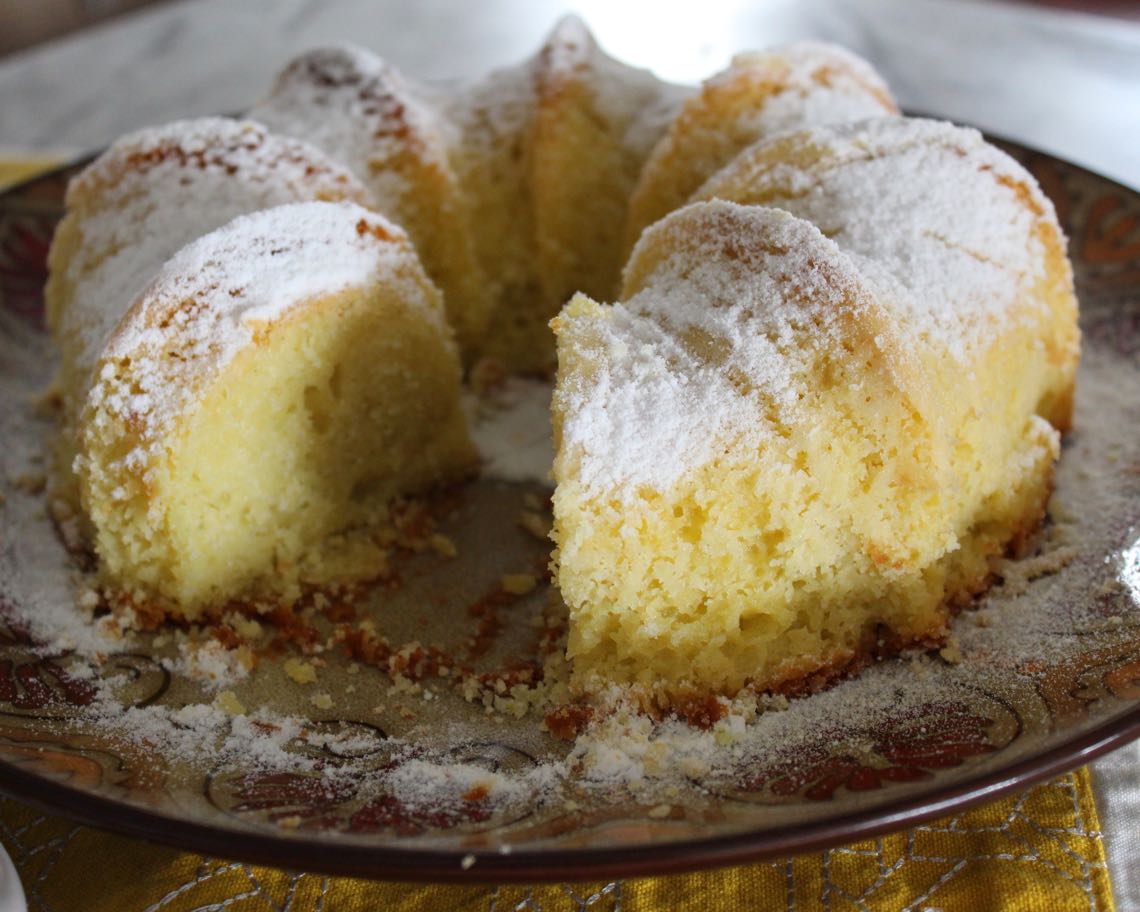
[303,385,330,433]
[739,613,779,637]
[761,529,786,552]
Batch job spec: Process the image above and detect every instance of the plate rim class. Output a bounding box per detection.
[0,134,1137,883]
[0,705,1135,883]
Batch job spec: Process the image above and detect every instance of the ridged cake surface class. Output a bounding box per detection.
[46,117,374,507]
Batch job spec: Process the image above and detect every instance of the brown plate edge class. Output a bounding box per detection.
[0,707,1135,883]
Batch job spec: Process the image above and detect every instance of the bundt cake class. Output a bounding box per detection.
[47,19,1079,705]
[75,201,475,616]
[46,117,374,506]
[550,118,1078,703]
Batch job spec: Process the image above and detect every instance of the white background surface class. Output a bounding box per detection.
[0,0,1137,905]
[0,0,1138,188]
[0,842,25,912]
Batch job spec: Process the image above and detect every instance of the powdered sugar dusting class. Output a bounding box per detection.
[555,202,876,495]
[55,118,374,418]
[166,639,251,690]
[727,41,898,137]
[696,117,1057,360]
[465,377,554,484]
[112,701,313,770]
[80,201,436,475]
[557,302,765,496]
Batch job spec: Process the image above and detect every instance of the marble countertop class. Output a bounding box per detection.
[0,0,1138,188]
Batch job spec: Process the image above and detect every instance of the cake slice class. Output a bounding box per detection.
[45,118,374,510]
[443,36,544,370]
[76,202,476,618]
[552,179,1076,702]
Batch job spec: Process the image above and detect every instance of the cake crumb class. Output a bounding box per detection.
[284,657,317,684]
[9,472,45,495]
[713,725,737,747]
[77,587,101,612]
[213,691,246,716]
[391,673,422,695]
[226,613,264,640]
[939,638,963,665]
[993,545,1080,597]
[429,533,457,558]
[460,854,476,870]
[648,803,672,819]
[501,573,537,596]
[518,510,551,541]
[311,692,334,710]
[763,693,790,712]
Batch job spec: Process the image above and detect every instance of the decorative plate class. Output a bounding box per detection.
[0,138,1136,884]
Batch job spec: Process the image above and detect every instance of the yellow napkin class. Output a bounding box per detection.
[0,155,1116,910]
[0,156,67,193]
[0,759,1114,910]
